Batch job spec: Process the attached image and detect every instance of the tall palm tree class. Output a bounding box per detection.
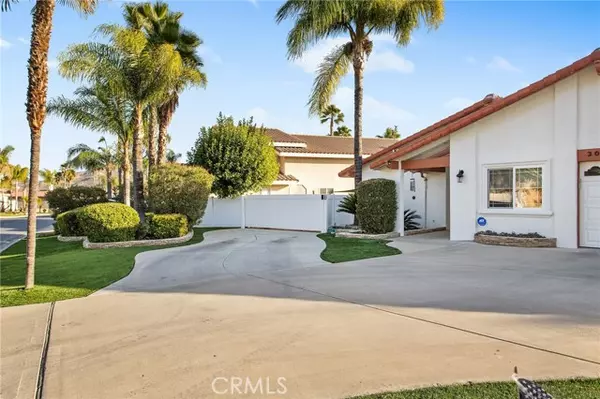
[377,125,401,139]
[165,149,181,163]
[320,104,344,136]
[124,1,207,165]
[2,0,98,290]
[334,125,352,137]
[10,165,29,211]
[0,145,15,190]
[48,84,134,205]
[59,24,184,220]
[56,164,76,187]
[66,138,118,198]
[276,0,444,186]
[40,169,58,188]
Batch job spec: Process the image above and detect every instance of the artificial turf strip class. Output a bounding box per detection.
[348,378,600,399]
[0,227,224,307]
[317,233,401,263]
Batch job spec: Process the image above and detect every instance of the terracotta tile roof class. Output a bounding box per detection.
[339,48,600,177]
[275,173,298,182]
[285,134,397,156]
[264,128,305,143]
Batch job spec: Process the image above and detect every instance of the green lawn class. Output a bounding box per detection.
[0,227,224,307]
[317,233,400,263]
[349,379,600,399]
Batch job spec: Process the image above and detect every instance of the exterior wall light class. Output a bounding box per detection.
[456,169,465,183]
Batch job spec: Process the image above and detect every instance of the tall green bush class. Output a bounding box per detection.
[148,164,213,225]
[46,186,107,218]
[55,209,84,236]
[356,179,397,234]
[186,113,279,198]
[77,203,140,242]
[149,214,188,239]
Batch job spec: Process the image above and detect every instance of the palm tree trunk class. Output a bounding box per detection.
[330,117,334,136]
[24,0,55,290]
[148,106,157,168]
[157,106,169,166]
[105,167,113,200]
[118,166,123,195]
[132,104,146,222]
[353,51,365,187]
[122,143,131,207]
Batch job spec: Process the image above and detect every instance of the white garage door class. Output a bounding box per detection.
[580,162,600,248]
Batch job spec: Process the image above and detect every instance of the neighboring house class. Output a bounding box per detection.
[263,128,397,195]
[340,49,600,249]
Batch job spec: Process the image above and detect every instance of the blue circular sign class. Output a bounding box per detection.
[477,217,487,227]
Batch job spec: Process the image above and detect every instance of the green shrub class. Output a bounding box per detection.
[149,214,188,239]
[46,186,107,218]
[55,209,84,236]
[148,164,213,225]
[356,178,397,234]
[77,203,140,242]
[337,192,357,215]
[404,209,422,230]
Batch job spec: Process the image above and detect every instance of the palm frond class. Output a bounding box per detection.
[308,42,352,115]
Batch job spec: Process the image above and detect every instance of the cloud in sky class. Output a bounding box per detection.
[444,97,474,111]
[333,86,415,123]
[466,56,476,64]
[198,46,223,64]
[247,0,258,7]
[17,37,28,45]
[293,35,414,74]
[0,37,12,49]
[487,56,521,72]
[48,59,59,69]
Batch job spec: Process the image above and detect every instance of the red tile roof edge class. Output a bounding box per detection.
[339,48,600,177]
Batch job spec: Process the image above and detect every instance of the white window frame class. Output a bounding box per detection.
[480,160,552,216]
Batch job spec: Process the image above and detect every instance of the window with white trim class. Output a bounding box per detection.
[487,166,543,209]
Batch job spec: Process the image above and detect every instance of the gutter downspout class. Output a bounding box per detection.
[420,172,428,229]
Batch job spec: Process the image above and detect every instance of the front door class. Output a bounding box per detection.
[580,162,600,248]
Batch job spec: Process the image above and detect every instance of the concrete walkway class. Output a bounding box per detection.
[1,229,599,399]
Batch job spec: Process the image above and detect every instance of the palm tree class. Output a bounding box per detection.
[165,149,181,163]
[10,165,29,211]
[65,138,118,199]
[40,169,58,189]
[57,164,76,187]
[0,145,15,191]
[48,84,134,205]
[320,104,344,136]
[334,125,352,137]
[276,0,444,186]
[124,1,207,165]
[59,24,185,220]
[2,0,98,290]
[377,125,400,139]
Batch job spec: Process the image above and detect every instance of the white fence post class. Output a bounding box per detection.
[321,195,328,233]
[240,195,246,229]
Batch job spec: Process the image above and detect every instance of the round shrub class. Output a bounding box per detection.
[149,214,189,239]
[148,164,213,225]
[77,203,140,242]
[55,209,84,236]
[46,186,108,218]
[356,178,397,234]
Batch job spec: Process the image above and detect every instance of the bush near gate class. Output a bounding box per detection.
[356,179,397,234]
[148,164,213,225]
[55,208,85,236]
[46,186,108,218]
[76,203,140,242]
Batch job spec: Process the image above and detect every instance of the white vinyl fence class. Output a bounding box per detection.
[199,194,353,232]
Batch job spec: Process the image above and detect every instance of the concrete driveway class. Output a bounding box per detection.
[1,229,599,399]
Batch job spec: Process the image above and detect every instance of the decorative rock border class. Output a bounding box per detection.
[474,234,557,248]
[335,229,400,240]
[57,231,194,249]
[404,227,447,236]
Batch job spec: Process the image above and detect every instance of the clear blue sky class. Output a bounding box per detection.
[1,1,598,169]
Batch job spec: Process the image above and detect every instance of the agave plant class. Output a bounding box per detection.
[404,209,422,231]
[337,192,356,215]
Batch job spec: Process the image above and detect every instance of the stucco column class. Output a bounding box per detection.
[396,167,405,236]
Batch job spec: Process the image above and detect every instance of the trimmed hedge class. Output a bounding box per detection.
[55,209,84,236]
[148,164,213,225]
[149,214,188,239]
[356,179,397,234]
[76,203,140,243]
[46,186,107,218]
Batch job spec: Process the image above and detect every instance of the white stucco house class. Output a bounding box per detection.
[340,49,600,249]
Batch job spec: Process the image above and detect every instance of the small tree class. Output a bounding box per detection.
[187,113,279,198]
[334,125,352,137]
[377,125,401,139]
